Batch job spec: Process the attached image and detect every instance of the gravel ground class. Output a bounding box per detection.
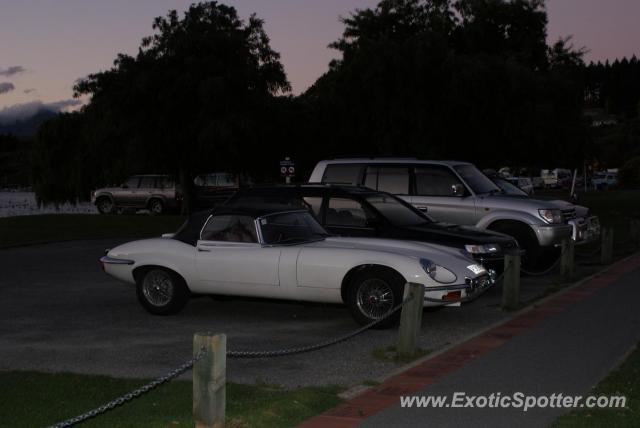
[0,239,602,389]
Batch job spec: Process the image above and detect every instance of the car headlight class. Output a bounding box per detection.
[464,244,500,254]
[420,258,457,284]
[538,209,563,224]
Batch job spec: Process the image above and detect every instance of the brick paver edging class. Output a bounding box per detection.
[297,253,640,428]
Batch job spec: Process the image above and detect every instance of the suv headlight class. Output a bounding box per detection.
[464,244,500,254]
[538,209,563,224]
[420,258,457,284]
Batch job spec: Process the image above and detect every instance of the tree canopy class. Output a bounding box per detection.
[34,1,289,208]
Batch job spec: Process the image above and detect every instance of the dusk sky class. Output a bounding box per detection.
[1,0,639,122]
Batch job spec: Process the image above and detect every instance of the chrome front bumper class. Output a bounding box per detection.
[423,273,495,306]
[533,224,573,247]
[569,216,600,245]
[100,255,134,265]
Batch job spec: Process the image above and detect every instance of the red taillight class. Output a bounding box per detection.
[443,291,462,301]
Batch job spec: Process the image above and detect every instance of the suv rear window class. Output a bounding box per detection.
[364,166,410,194]
[322,164,361,185]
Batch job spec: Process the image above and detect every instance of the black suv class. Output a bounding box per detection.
[226,184,518,271]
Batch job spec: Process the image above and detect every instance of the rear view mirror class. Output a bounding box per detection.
[451,184,465,197]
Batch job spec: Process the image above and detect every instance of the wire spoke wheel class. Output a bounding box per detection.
[142,270,174,307]
[356,278,395,320]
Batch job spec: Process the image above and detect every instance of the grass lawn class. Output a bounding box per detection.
[0,214,185,248]
[0,371,342,428]
[554,344,639,427]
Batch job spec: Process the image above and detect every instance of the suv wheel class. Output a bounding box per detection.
[149,199,164,215]
[96,196,114,215]
[488,222,542,273]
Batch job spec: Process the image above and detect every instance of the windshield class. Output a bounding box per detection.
[493,179,528,196]
[259,211,328,245]
[365,194,432,226]
[454,165,500,195]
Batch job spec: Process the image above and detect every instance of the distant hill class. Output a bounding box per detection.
[0,109,57,137]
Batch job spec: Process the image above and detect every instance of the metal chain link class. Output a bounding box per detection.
[227,294,414,358]
[520,256,560,277]
[46,348,207,428]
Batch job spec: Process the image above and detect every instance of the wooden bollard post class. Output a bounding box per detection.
[560,237,575,281]
[397,282,425,359]
[502,252,521,310]
[193,333,226,428]
[631,219,640,248]
[600,227,614,265]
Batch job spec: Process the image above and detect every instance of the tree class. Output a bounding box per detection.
[66,1,290,211]
[301,0,587,170]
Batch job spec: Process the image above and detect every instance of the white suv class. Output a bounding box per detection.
[309,158,599,271]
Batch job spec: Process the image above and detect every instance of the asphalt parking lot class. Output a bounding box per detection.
[0,239,595,389]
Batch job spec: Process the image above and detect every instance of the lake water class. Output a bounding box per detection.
[0,192,97,218]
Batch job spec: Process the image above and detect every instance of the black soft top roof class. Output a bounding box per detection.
[172,204,307,246]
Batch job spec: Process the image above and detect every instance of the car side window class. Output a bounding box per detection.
[415,166,463,196]
[139,177,155,188]
[322,164,362,185]
[124,177,140,188]
[200,215,257,243]
[326,198,371,227]
[157,176,174,189]
[364,166,410,194]
[303,197,323,217]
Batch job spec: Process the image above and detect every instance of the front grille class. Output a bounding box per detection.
[466,274,492,292]
[562,208,576,222]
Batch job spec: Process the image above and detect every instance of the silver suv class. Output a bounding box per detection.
[310,159,600,270]
[91,175,180,215]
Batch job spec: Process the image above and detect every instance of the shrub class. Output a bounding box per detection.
[619,156,640,189]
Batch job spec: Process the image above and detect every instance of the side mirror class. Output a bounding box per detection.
[451,183,465,197]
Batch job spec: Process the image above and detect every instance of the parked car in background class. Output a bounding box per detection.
[92,175,181,215]
[309,159,599,271]
[101,206,492,327]
[193,172,240,209]
[541,169,572,188]
[226,184,518,272]
[505,177,534,195]
[591,172,618,190]
[532,177,545,189]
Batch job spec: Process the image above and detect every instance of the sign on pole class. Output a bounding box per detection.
[280,157,295,183]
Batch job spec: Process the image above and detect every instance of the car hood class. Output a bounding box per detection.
[396,223,516,249]
[480,194,576,211]
[307,237,477,267]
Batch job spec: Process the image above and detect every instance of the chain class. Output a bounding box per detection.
[46,348,207,428]
[227,294,413,358]
[520,256,561,277]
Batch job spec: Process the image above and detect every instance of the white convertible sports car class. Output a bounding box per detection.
[101,206,494,327]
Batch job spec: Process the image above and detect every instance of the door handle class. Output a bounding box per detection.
[197,247,211,252]
[415,205,429,212]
